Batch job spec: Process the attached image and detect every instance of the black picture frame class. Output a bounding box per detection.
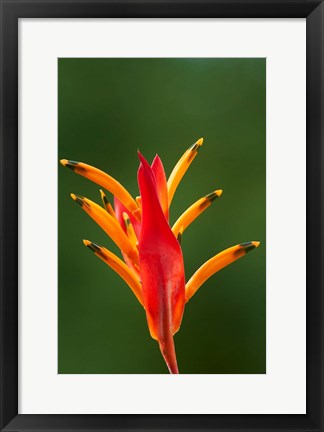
[1,1,323,431]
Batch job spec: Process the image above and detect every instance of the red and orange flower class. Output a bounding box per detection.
[60,138,260,374]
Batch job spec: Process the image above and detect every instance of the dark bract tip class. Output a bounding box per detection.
[239,242,255,254]
[189,143,199,152]
[75,197,84,207]
[177,231,183,245]
[66,160,79,171]
[240,242,252,247]
[205,191,218,202]
[88,242,101,253]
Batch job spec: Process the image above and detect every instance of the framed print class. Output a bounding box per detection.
[0,1,323,432]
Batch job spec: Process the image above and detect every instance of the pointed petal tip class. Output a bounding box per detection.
[205,189,223,202]
[239,241,260,253]
[71,193,85,207]
[137,152,154,180]
[137,151,147,167]
[190,138,204,153]
[83,239,101,253]
[216,189,223,197]
[122,211,130,223]
[61,159,79,170]
[137,150,147,164]
[100,189,108,203]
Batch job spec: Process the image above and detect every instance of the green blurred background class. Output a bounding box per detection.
[58,58,266,374]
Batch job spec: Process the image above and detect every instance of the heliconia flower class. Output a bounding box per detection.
[60,138,260,374]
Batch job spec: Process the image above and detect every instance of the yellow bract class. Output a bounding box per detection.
[70,194,139,265]
[60,159,138,213]
[167,138,203,206]
[83,240,143,305]
[185,241,260,302]
[172,189,222,237]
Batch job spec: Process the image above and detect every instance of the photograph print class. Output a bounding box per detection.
[58,58,265,374]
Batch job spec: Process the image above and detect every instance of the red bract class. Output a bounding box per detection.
[61,138,260,373]
[138,152,185,373]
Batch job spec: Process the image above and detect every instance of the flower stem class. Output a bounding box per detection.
[159,333,179,374]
